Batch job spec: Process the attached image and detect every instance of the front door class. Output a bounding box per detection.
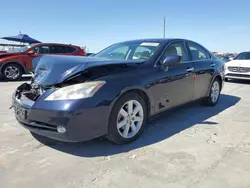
[24,45,50,71]
[149,41,195,114]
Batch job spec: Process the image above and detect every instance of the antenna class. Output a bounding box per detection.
[163,17,166,38]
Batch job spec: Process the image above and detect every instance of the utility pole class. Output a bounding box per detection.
[163,17,166,38]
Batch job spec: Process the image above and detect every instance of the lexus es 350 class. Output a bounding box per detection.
[12,39,225,144]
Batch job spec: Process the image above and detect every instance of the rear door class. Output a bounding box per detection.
[186,41,215,100]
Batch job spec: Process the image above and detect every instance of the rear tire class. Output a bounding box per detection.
[107,92,147,144]
[203,78,221,106]
[2,63,23,81]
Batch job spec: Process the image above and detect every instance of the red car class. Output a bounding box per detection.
[0,43,86,81]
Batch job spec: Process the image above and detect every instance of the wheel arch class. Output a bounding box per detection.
[206,74,223,97]
[0,61,28,74]
[110,87,153,120]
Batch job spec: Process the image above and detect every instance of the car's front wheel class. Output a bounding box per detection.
[107,92,147,144]
[2,63,23,81]
[203,78,221,106]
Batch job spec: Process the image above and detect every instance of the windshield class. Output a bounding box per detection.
[234,52,250,60]
[94,41,161,61]
[14,44,36,53]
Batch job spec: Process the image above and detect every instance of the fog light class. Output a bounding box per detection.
[57,126,66,133]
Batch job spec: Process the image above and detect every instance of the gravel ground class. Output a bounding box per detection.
[0,78,250,188]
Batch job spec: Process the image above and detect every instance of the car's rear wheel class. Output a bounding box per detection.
[2,63,23,81]
[203,78,221,106]
[107,92,147,144]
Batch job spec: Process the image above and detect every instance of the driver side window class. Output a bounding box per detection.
[161,42,188,63]
[33,46,50,54]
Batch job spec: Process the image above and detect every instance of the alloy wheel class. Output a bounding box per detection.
[117,100,144,139]
[211,81,220,103]
[4,66,20,80]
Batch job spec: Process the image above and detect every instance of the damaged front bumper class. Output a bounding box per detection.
[12,83,110,142]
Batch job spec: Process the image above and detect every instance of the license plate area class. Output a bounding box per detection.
[14,103,27,121]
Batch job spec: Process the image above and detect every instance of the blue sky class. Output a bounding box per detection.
[1,0,250,53]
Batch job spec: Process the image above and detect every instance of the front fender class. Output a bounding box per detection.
[109,86,154,117]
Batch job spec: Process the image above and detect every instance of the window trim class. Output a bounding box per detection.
[185,41,212,62]
[155,40,190,67]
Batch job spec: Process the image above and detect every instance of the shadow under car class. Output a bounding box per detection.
[32,94,240,157]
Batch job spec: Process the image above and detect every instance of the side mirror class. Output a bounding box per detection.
[27,50,35,55]
[162,55,181,67]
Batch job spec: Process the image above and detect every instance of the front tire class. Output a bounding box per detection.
[107,92,147,144]
[203,78,221,106]
[2,63,23,81]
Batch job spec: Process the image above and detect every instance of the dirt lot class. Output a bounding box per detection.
[1,78,250,188]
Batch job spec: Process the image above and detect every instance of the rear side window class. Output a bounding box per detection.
[50,46,69,54]
[66,46,77,53]
[187,42,210,61]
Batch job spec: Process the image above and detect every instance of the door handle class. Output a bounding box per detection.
[211,63,215,67]
[186,67,194,72]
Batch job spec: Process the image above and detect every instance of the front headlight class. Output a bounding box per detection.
[45,81,105,101]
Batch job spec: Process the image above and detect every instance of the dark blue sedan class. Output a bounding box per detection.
[12,39,225,144]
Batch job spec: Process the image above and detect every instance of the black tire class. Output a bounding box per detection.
[107,92,147,144]
[30,132,60,146]
[225,78,228,81]
[2,63,23,81]
[203,78,221,106]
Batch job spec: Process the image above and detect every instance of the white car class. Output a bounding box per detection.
[225,52,250,81]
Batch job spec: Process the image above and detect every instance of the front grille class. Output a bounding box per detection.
[228,66,250,73]
[227,73,250,78]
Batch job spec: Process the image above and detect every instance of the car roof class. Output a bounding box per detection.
[119,38,192,44]
[33,43,80,47]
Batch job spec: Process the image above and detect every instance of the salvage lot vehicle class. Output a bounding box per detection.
[0,43,86,81]
[12,39,225,144]
[225,52,250,81]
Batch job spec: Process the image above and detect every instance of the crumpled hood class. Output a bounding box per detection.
[33,55,143,86]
